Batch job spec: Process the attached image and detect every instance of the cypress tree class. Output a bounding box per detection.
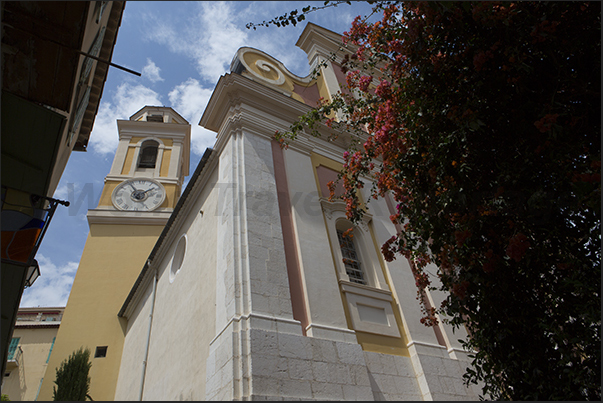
[52,347,93,401]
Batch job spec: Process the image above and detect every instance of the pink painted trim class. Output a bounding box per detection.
[315,165,344,198]
[292,82,321,107]
[271,140,309,335]
[331,61,353,97]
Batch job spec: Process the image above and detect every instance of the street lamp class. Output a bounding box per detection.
[24,259,40,288]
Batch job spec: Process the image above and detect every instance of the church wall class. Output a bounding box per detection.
[109,25,483,397]
[116,165,220,401]
[206,123,305,400]
[113,277,154,400]
[281,146,354,342]
[356,182,481,400]
[275,140,480,400]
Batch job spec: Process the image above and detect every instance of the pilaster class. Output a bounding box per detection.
[207,128,301,400]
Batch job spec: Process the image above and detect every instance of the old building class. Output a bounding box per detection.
[36,106,191,401]
[3,307,64,401]
[109,23,480,400]
[1,1,126,381]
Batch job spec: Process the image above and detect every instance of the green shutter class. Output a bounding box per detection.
[46,337,56,363]
[35,377,44,401]
[7,337,20,360]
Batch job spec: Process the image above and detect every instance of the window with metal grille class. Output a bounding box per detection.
[138,140,159,168]
[337,229,366,285]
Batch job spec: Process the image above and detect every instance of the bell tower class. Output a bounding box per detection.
[38,106,191,401]
[89,105,190,222]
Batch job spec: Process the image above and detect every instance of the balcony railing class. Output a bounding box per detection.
[6,345,23,371]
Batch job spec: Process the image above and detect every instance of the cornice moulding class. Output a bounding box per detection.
[200,73,312,134]
[117,122,191,138]
[86,209,172,226]
[104,175,181,185]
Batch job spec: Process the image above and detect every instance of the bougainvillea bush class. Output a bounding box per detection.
[271,1,600,400]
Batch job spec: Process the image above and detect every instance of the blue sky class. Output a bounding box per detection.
[20,1,377,307]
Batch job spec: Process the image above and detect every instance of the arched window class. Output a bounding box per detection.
[138,140,159,168]
[336,228,367,285]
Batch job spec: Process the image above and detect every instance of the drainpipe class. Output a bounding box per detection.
[139,263,158,401]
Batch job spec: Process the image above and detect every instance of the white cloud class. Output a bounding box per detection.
[20,255,79,307]
[142,58,164,82]
[88,82,163,155]
[52,183,69,201]
[194,2,248,83]
[168,78,217,155]
[144,1,248,84]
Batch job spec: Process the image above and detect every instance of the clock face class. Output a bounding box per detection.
[111,179,166,212]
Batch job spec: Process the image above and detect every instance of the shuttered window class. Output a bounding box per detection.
[7,337,20,360]
[138,140,159,168]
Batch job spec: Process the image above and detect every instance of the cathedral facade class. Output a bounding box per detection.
[45,23,480,401]
[112,24,480,400]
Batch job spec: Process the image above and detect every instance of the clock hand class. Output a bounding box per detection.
[130,183,138,192]
[142,186,158,194]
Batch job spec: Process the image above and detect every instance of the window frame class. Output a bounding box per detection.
[7,337,20,360]
[336,227,367,285]
[320,198,386,288]
[137,140,160,169]
[95,346,108,358]
[320,197,402,338]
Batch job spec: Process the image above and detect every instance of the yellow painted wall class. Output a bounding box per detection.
[2,326,59,401]
[242,52,331,106]
[160,149,172,177]
[37,223,164,401]
[120,148,135,175]
[164,183,180,208]
[316,73,331,102]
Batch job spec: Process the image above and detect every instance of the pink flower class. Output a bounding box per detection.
[358,75,372,92]
[375,80,391,97]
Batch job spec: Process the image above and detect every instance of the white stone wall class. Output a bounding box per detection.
[115,165,220,401]
[114,282,154,400]
[200,128,480,400]
[363,351,423,401]
[206,327,477,401]
[408,344,481,400]
[247,329,374,401]
[207,128,300,400]
[143,165,219,400]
